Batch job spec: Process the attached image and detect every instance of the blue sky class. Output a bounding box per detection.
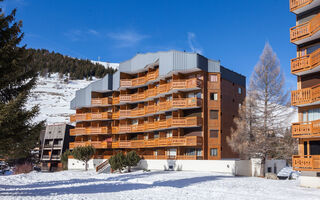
[1,0,297,89]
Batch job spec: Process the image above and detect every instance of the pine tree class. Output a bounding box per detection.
[124,151,141,172]
[0,7,44,161]
[227,43,294,176]
[109,152,126,173]
[71,146,95,171]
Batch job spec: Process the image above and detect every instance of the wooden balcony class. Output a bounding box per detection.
[291,84,320,106]
[119,125,131,133]
[70,112,113,122]
[292,120,320,138]
[291,48,320,75]
[112,136,202,149]
[91,97,112,106]
[142,155,203,160]
[112,97,120,105]
[290,13,320,44]
[290,0,320,14]
[292,155,320,171]
[120,70,159,88]
[69,141,112,149]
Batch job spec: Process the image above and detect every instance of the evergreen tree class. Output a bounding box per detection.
[71,146,95,171]
[124,151,141,172]
[109,152,126,173]
[0,7,44,161]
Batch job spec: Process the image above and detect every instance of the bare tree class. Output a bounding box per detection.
[228,42,294,176]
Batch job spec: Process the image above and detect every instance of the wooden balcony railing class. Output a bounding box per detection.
[120,70,159,87]
[119,78,202,104]
[292,119,320,138]
[69,141,112,149]
[112,97,120,105]
[117,98,201,119]
[70,112,113,122]
[91,97,112,106]
[291,84,320,106]
[290,0,314,12]
[142,155,203,160]
[292,155,320,171]
[291,48,320,74]
[112,136,202,149]
[290,13,320,43]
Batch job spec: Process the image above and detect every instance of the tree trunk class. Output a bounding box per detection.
[261,156,266,177]
[85,161,87,171]
[128,166,131,172]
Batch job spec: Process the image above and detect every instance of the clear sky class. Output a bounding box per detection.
[1,0,297,89]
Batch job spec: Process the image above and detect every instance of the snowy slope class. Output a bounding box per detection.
[0,170,319,200]
[26,73,95,125]
[91,60,119,69]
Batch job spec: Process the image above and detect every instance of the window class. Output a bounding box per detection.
[210,130,219,138]
[210,93,218,101]
[166,130,173,138]
[210,110,219,119]
[238,87,242,94]
[210,148,218,156]
[210,75,218,82]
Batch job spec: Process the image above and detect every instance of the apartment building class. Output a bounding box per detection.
[40,123,74,171]
[290,0,320,188]
[69,51,245,169]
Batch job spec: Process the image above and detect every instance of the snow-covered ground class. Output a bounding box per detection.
[0,170,319,200]
[26,73,95,124]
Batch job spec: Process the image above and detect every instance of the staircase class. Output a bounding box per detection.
[96,160,110,174]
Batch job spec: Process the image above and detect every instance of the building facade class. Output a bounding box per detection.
[69,51,245,165]
[40,123,74,171]
[290,0,320,187]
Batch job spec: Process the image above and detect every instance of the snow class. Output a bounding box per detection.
[0,170,319,200]
[26,73,95,124]
[91,60,119,69]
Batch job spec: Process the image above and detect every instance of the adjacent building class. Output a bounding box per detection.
[290,0,320,188]
[40,123,74,171]
[69,50,245,169]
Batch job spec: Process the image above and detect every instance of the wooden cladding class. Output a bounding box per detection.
[91,97,112,106]
[290,13,320,43]
[113,117,202,134]
[292,120,320,138]
[291,84,320,106]
[292,155,320,171]
[291,48,320,74]
[120,70,159,87]
[290,0,314,12]
[111,136,203,149]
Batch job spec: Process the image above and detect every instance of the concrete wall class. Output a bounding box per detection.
[300,171,320,188]
[68,158,106,170]
[138,159,237,174]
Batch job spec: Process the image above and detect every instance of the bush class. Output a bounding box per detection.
[72,146,95,171]
[109,152,126,173]
[14,162,33,174]
[125,151,141,172]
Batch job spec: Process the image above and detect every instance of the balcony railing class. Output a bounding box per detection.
[290,13,320,43]
[291,48,320,75]
[120,70,159,88]
[290,0,314,13]
[113,136,202,149]
[119,78,202,104]
[142,155,203,160]
[69,141,112,149]
[70,127,112,136]
[292,155,320,171]
[91,97,112,106]
[291,84,320,106]
[70,112,113,122]
[292,119,320,138]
